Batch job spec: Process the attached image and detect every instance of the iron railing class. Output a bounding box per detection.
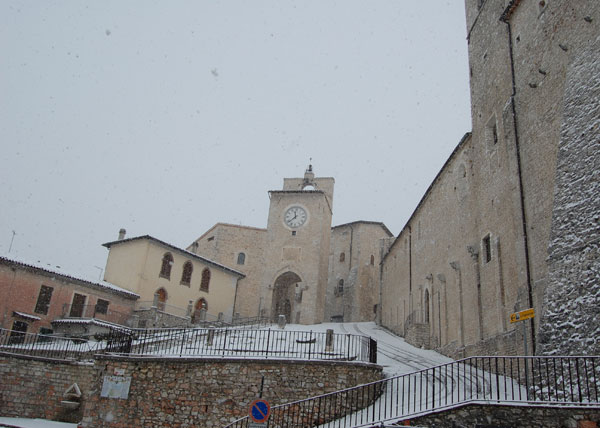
[223,355,600,428]
[0,328,97,360]
[102,327,377,363]
[61,303,132,325]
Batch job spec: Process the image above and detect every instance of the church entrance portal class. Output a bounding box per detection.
[271,272,302,323]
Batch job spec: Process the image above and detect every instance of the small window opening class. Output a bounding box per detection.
[181,261,193,285]
[34,285,54,315]
[339,252,345,263]
[370,255,375,265]
[336,279,344,296]
[237,252,246,265]
[160,253,174,279]
[291,231,296,236]
[207,236,214,242]
[483,234,492,263]
[95,299,110,315]
[200,268,211,292]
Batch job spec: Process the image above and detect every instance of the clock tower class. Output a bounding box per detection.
[261,165,334,324]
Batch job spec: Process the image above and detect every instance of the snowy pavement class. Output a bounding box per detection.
[0,418,77,428]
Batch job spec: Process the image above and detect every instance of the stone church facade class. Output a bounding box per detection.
[188,167,392,324]
[380,0,600,358]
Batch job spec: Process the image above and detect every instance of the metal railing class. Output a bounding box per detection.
[223,355,600,428]
[61,303,132,325]
[134,301,190,319]
[102,327,376,363]
[0,328,98,360]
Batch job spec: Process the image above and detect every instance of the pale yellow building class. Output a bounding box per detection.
[103,234,244,325]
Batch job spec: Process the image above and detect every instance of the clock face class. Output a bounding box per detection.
[284,206,307,228]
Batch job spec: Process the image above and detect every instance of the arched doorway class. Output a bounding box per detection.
[192,298,208,323]
[271,271,302,323]
[155,288,167,311]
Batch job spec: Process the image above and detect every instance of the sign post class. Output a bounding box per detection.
[249,399,270,428]
[510,308,535,355]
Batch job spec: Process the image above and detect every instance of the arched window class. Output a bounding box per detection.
[237,252,246,265]
[181,261,193,286]
[424,289,430,324]
[155,288,167,311]
[159,253,173,279]
[200,268,211,292]
[370,255,375,265]
[339,252,345,263]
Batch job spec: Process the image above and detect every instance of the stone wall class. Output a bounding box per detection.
[538,33,600,356]
[0,352,382,427]
[402,403,600,428]
[326,222,392,323]
[81,356,382,428]
[0,353,96,423]
[380,0,600,359]
[188,223,267,320]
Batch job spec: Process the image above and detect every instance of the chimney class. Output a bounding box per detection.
[118,228,126,240]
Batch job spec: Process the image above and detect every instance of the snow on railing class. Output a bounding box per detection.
[101,327,376,363]
[0,328,100,360]
[223,355,600,428]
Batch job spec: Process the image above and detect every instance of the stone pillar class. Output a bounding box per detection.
[277,315,286,329]
[186,300,193,317]
[199,308,207,321]
[152,293,159,308]
[207,329,214,346]
[325,329,334,352]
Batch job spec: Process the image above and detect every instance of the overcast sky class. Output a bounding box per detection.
[1,1,471,280]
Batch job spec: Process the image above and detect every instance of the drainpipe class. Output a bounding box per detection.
[500,8,536,354]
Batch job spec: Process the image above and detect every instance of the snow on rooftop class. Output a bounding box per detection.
[0,253,139,299]
[12,312,41,321]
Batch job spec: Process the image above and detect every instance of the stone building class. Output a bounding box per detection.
[325,221,393,323]
[380,0,600,357]
[0,255,139,336]
[188,166,392,324]
[102,234,244,325]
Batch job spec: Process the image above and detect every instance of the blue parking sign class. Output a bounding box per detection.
[249,399,270,423]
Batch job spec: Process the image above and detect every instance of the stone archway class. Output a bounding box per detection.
[271,271,302,323]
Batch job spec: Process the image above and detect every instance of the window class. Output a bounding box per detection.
[69,293,86,317]
[337,279,344,296]
[181,261,193,285]
[160,253,174,279]
[38,327,53,342]
[237,253,246,265]
[200,268,211,292]
[95,299,110,315]
[339,252,345,263]
[34,285,54,315]
[424,289,430,323]
[370,255,375,265]
[9,321,28,344]
[483,234,492,263]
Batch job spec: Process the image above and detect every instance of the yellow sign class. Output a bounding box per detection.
[510,308,535,323]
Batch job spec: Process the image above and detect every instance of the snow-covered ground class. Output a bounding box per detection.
[0,418,77,428]
[283,321,453,377]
